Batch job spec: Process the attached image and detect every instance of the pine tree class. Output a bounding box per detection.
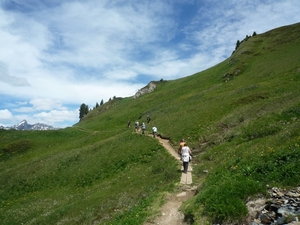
[235,40,240,50]
[79,103,89,121]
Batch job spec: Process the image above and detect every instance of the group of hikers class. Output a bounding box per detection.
[127,115,157,137]
[128,116,192,173]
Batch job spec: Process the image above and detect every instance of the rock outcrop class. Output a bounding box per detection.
[247,187,300,225]
[133,82,156,99]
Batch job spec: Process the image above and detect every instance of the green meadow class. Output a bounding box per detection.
[1,22,300,224]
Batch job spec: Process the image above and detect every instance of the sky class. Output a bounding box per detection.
[0,0,299,128]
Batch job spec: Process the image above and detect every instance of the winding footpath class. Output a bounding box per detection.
[157,137,193,185]
[144,136,195,225]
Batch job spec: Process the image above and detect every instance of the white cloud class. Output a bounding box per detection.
[0,109,13,120]
[0,67,30,87]
[29,99,66,111]
[14,107,35,113]
[33,109,78,124]
[16,101,28,105]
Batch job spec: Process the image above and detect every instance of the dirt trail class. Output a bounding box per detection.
[144,137,195,225]
[157,138,181,160]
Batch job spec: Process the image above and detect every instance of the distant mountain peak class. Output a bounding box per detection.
[18,119,28,126]
[1,120,58,131]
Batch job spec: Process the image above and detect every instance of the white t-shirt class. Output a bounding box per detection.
[181,146,190,162]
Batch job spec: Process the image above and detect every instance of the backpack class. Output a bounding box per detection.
[178,142,185,155]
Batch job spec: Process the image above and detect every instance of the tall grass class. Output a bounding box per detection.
[0,129,178,224]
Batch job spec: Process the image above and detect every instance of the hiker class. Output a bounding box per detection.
[127,120,131,128]
[147,115,151,123]
[181,143,192,173]
[152,126,157,138]
[141,122,146,134]
[178,138,185,156]
[135,121,139,133]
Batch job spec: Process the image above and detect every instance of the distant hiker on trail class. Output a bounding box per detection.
[178,138,186,156]
[135,121,139,133]
[147,115,151,123]
[181,143,192,173]
[127,120,131,128]
[141,122,146,134]
[152,126,157,138]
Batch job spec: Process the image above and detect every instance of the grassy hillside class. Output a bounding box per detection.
[0,128,178,224]
[1,22,300,224]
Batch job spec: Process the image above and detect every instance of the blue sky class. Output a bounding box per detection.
[0,0,299,128]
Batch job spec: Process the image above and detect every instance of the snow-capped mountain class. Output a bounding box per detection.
[1,120,57,131]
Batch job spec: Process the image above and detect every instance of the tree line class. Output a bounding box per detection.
[233,31,257,54]
[79,96,116,121]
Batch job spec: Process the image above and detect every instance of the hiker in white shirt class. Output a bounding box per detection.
[135,121,139,133]
[142,122,146,134]
[181,143,192,173]
[152,126,157,138]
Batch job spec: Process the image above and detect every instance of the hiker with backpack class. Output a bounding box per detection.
[152,126,157,138]
[135,121,139,133]
[178,138,185,156]
[181,143,192,173]
[147,115,151,123]
[141,122,146,134]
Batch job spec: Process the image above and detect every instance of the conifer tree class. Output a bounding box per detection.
[79,103,89,121]
[235,40,240,50]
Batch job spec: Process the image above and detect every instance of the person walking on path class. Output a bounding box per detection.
[152,126,157,138]
[181,143,192,173]
[127,120,131,128]
[135,121,139,133]
[141,122,146,134]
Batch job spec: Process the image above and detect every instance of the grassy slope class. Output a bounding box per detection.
[1,22,300,224]
[0,128,178,224]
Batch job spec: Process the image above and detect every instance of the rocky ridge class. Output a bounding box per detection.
[133,82,157,99]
